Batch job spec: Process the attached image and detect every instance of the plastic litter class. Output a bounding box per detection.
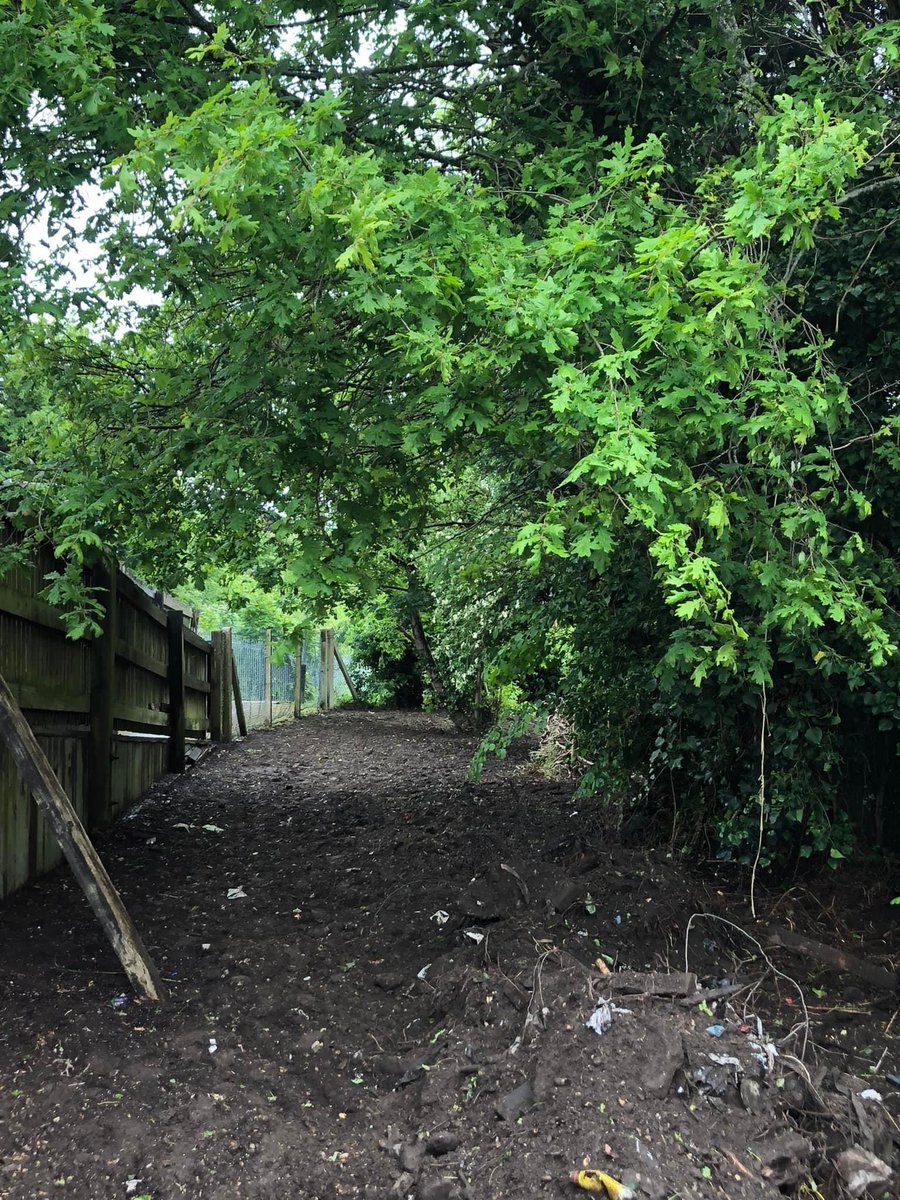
[416,964,431,980]
[464,929,485,944]
[857,1088,883,1103]
[110,994,128,1010]
[226,886,247,900]
[208,1038,218,1054]
[705,1024,726,1037]
[585,1000,632,1036]
[570,1169,635,1199]
[431,910,450,925]
[707,1053,741,1068]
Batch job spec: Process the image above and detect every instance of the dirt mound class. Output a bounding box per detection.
[0,712,896,1199]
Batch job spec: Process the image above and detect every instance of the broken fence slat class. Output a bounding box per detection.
[766,924,898,993]
[0,669,165,1002]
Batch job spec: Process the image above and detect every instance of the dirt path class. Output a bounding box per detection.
[0,713,896,1199]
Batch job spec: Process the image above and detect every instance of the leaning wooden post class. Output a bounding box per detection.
[264,628,273,726]
[210,631,225,741]
[0,670,165,1001]
[231,651,248,737]
[88,559,117,827]
[167,611,186,773]
[334,643,359,702]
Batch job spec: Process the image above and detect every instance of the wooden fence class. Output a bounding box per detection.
[0,549,214,900]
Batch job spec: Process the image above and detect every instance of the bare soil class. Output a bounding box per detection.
[0,711,897,1200]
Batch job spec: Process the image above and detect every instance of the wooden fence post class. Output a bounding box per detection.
[0,670,165,1001]
[318,629,328,710]
[264,628,273,726]
[210,631,225,742]
[221,627,233,742]
[293,645,303,719]
[167,611,186,773]
[88,560,117,827]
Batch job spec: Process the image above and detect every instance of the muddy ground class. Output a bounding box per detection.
[0,711,897,1200]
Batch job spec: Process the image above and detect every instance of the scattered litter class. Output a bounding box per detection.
[586,1000,633,1036]
[208,1038,218,1054]
[125,1179,142,1196]
[705,1024,726,1037]
[857,1088,883,1103]
[110,994,128,1010]
[226,886,247,900]
[570,1168,635,1198]
[750,1040,778,1071]
[707,1054,741,1068]
[613,915,623,925]
[463,930,485,944]
[886,1073,900,1087]
[203,824,225,834]
[416,964,431,980]
[201,943,211,951]
[430,910,450,925]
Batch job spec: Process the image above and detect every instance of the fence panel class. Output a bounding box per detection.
[0,549,215,900]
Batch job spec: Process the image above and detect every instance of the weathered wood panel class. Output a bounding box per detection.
[0,546,214,899]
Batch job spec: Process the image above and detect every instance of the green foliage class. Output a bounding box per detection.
[1,0,900,864]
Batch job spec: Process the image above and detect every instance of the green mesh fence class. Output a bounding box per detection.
[227,631,353,730]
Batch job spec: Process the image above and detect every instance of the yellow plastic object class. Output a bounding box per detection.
[570,1170,635,1200]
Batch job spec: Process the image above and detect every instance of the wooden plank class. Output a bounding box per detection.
[184,674,211,695]
[167,611,186,774]
[10,682,91,713]
[0,585,79,637]
[210,631,225,742]
[334,644,359,702]
[88,562,117,827]
[183,626,209,653]
[113,703,169,728]
[0,668,165,1001]
[116,572,167,627]
[30,725,91,738]
[232,653,248,737]
[115,639,168,679]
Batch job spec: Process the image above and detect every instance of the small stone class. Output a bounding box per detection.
[400,1141,426,1175]
[426,1132,460,1157]
[495,1081,535,1122]
[834,1146,892,1198]
[740,1077,767,1115]
[416,1180,456,1200]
